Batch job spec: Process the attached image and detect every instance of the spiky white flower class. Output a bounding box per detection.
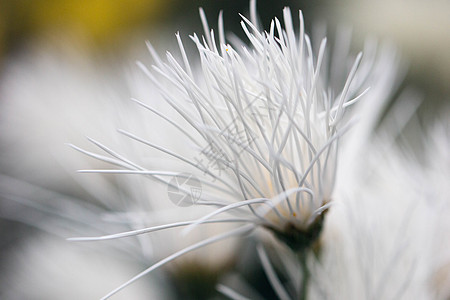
[69,1,401,297]
[91,4,398,243]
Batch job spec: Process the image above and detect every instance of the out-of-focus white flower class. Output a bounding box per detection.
[310,146,432,299]
[0,233,165,300]
[0,43,240,299]
[0,45,150,204]
[423,115,450,299]
[304,104,450,300]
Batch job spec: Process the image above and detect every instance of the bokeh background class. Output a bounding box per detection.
[0,0,448,298]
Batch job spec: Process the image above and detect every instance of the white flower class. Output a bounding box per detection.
[91,7,365,236]
[71,1,400,297]
[142,6,394,232]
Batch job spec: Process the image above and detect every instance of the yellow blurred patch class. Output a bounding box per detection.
[7,0,168,48]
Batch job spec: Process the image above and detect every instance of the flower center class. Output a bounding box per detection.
[264,209,328,252]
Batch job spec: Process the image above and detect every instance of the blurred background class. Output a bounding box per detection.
[1,0,447,112]
[0,0,448,298]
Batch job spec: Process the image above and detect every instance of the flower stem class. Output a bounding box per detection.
[298,251,310,300]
